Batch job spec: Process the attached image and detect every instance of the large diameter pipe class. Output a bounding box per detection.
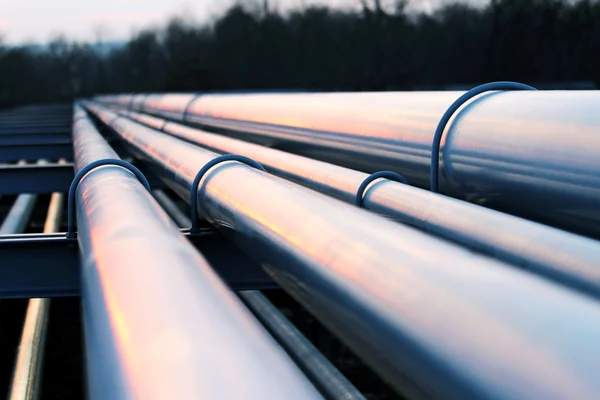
[122,111,600,301]
[106,91,600,238]
[88,103,600,400]
[72,107,321,399]
[151,189,366,400]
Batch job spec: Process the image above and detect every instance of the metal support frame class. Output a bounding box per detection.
[0,133,71,146]
[0,229,277,298]
[0,163,73,194]
[0,143,73,163]
[0,161,164,195]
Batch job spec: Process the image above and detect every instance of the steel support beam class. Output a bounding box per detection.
[0,162,162,195]
[0,133,71,146]
[0,144,73,163]
[89,103,600,400]
[71,107,320,399]
[0,230,277,298]
[0,163,73,194]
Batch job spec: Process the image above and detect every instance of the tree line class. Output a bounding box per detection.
[1,0,599,108]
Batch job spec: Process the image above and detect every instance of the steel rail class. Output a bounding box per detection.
[0,159,37,234]
[99,91,600,238]
[88,102,600,400]
[120,111,600,300]
[8,191,63,400]
[151,188,365,400]
[71,106,321,399]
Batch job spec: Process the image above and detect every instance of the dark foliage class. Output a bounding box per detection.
[1,0,599,108]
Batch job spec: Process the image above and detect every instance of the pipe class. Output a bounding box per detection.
[123,111,600,300]
[101,91,600,239]
[9,192,63,400]
[151,190,191,228]
[0,194,36,234]
[71,106,321,399]
[88,103,600,400]
[239,291,367,400]
[151,189,365,400]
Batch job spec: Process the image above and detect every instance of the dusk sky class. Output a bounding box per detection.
[0,0,479,44]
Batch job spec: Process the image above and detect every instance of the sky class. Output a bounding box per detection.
[0,0,475,44]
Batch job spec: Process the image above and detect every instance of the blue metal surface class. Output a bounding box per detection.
[0,163,73,195]
[0,194,37,234]
[0,233,79,298]
[0,133,71,146]
[89,103,600,400]
[0,143,73,163]
[0,162,162,195]
[72,107,321,399]
[109,91,600,238]
[123,111,600,301]
[0,230,278,297]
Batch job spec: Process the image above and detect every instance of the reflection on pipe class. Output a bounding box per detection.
[73,106,322,399]
[152,189,364,400]
[98,91,600,238]
[124,111,600,301]
[9,192,64,400]
[0,194,37,234]
[88,103,600,400]
[239,291,367,400]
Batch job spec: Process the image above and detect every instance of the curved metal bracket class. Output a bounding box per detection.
[430,81,537,193]
[182,94,202,123]
[355,171,408,208]
[67,159,151,238]
[190,154,266,233]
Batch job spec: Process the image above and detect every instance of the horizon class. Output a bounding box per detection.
[0,0,483,45]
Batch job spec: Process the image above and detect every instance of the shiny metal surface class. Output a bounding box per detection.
[89,103,600,400]
[72,106,321,399]
[152,188,364,400]
[123,111,600,300]
[9,192,63,400]
[240,291,367,400]
[102,91,600,238]
[0,193,36,234]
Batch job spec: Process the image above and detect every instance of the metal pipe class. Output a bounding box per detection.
[0,194,36,234]
[151,189,365,400]
[239,291,367,400]
[88,103,600,400]
[122,111,600,300]
[102,92,600,238]
[71,106,321,399]
[8,192,63,400]
[151,190,191,228]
